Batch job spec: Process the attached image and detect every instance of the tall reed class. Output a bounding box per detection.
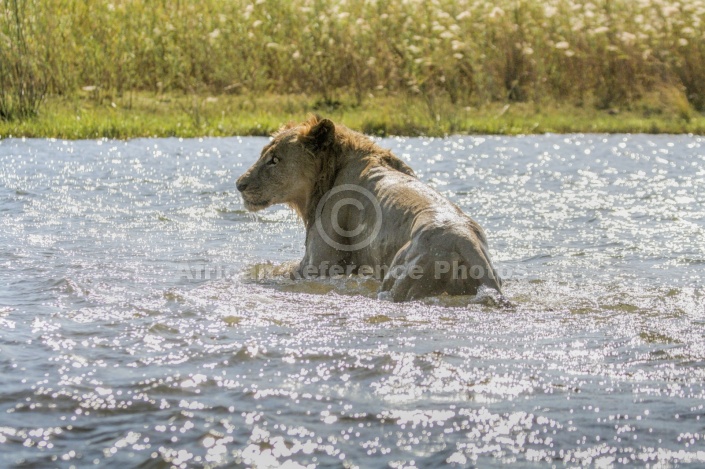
[0,0,46,120]
[2,0,704,120]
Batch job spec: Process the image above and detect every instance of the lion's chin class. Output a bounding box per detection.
[243,198,271,212]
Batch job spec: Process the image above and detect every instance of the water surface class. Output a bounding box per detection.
[1,134,704,467]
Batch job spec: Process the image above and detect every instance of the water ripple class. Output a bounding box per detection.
[0,135,703,467]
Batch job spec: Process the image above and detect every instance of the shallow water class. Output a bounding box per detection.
[0,134,704,468]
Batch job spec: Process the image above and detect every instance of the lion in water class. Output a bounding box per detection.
[236,115,503,302]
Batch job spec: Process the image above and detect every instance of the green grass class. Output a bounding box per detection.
[1,0,705,137]
[1,92,703,139]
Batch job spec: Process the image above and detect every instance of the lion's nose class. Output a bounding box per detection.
[236,177,249,192]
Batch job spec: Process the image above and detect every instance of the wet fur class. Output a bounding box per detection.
[237,115,503,302]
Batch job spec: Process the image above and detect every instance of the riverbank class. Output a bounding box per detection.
[1,93,704,139]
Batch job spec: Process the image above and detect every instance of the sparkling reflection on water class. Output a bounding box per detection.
[0,134,704,468]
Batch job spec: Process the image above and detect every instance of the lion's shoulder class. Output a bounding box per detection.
[377,152,416,177]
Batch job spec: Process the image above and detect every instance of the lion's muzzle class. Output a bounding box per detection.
[236,175,250,192]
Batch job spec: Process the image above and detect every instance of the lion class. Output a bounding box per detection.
[236,115,503,302]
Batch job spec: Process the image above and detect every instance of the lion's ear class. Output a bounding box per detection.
[301,118,335,151]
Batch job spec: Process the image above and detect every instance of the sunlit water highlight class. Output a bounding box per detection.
[0,134,704,468]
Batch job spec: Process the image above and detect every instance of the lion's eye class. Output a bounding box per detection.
[268,156,279,166]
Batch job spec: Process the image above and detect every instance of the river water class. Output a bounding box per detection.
[1,134,704,468]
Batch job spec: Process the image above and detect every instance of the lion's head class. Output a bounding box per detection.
[237,115,415,223]
[236,116,335,218]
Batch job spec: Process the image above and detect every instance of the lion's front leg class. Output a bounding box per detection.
[294,228,350,280]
